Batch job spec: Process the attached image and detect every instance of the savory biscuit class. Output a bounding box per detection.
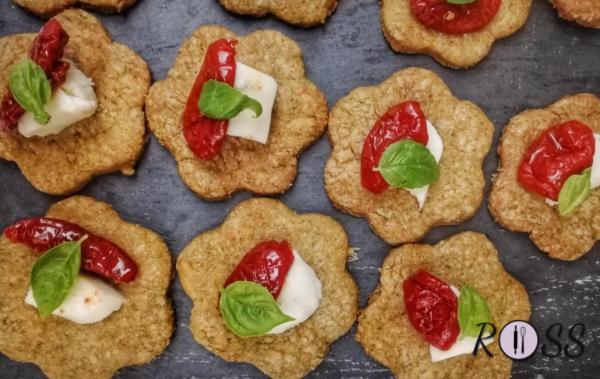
[0,196,173,379]
[177,198,358,378]
[13,0,138,18]
[325,68,493,245]
[0,10,150,195]
[146,26,327,200]
[218,0,338,27]
[489,93,600,260]
[381,0,532,68]
[356,232,531,378]
[550,0,600,29]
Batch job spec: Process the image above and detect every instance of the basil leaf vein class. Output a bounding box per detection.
[377,140,439,189]
[457,285,492,338]
[9,59,52,125]
[198,80,262,120]
[220,281,294,337]
[558,168,592,216]
[31,239,84,316]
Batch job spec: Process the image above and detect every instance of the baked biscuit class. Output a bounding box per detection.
[0,196,173,379]
[489,93,600,260]
[381,0,532,68]
[146,26,327,200]
[13,0,138,18]
[177,198,358,378]
[356,232,531,378]
[550,0,600,29]
[325,68,493,245]
[0,10,150,195]
[218,0,338,27]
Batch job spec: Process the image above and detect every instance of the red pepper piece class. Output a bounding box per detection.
[518,120,595,201]
[0,19,70,131]
[224,240,295,299]
[403,269,459,351]
[182,38,237,160]
[4,217,138,283]
[360,101,429,193]
[410,0,501,34]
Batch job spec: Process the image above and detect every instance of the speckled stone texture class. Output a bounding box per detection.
[1,0,600,377]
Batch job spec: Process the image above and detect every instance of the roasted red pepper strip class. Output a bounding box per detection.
[4,217,138,283]
[361,101,429,193]
[518,120,595,201]
[182,38,237,160]
[224,240,294,299]
[0,19,70,131]
[403,269,459,351]
[410,0,501,34]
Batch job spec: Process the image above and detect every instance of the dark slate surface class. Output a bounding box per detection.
[1,0,600,378]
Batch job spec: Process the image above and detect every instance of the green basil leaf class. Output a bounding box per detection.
[376,140,439,189]
[198,80,262,120]
[558,168,592,216]
[220,281,294,338]
[31,239,83,316]
[457,285,492,338]
[447,0,476,4]
[9,59,51,125]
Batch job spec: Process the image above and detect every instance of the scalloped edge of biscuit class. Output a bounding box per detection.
[489,93,600,261]
[13,0,138,18]
[176,198,358,379]
[325,67,493,245]
[0,195,173,379]
[218,0,338,27]
[146,25,328,201]
[356,231,531,377]
[380,0,532,68]
[0,9,150,195]
[550,0,600,29]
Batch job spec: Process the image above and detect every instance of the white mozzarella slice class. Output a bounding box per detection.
[267,250,322,334]
[18,61,97,138]
[25,274,124,324]
[545,133,600,205]
[407,120,444,210]
[226,62,278,144]
[430,336,494,363]
[590,133,600,189]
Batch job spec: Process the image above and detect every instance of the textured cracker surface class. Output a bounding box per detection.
[218,0,338,27]
[381,0,532,68]
[146,26,328,201]
[0,196,173,379]
[325,68,493,245]
[13,0,138,17]
[0,10,150,195]
[550,0,600,28]
[177,198,358,379]
[356,232,531,378]
[489,93,600,261]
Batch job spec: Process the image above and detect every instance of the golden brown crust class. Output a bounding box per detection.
[325,68,493,245]
[177,198,358,379]
[13,0,138,18]
[146,26,327,201]
[218,0,338,27]
[550,0,600,29]
[381,0,532,68]
[0,196,174,379]
[356,232,531,378]
[0,10,150,195]
[489,93,600,261]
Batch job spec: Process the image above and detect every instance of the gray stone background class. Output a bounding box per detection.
[1,0,599,377]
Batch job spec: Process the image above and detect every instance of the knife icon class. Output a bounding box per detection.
[514,325,518,354]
